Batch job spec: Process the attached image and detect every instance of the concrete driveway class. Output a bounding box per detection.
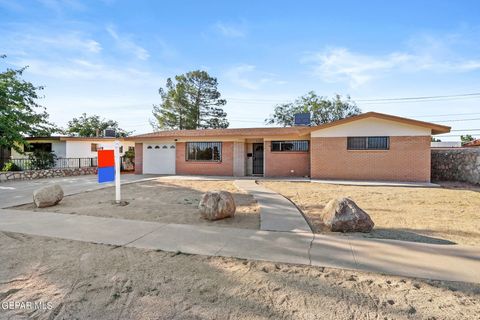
[0,174,158,208]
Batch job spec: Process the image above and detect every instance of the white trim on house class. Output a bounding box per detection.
[233,142,246,177]
[65,140,134,158]
[311,118,432,137]
[11,138,135,159]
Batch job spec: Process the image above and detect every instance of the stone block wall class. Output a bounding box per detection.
[431,148,480,184]
[0,167,97,183]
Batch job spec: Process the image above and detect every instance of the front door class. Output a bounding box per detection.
[252,143,264,175]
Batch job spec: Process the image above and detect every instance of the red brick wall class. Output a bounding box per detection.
[134,142,143,174]
[175,142,234,176]
[264,143,310,177]
[310,136,431,182]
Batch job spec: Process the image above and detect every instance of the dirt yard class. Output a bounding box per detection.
[261,181,480,246]
[15,179,259,230]
[0,232,478,320]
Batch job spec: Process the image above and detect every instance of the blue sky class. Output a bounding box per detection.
[1,0,480,140]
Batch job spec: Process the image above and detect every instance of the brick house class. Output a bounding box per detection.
[127,112,450,182]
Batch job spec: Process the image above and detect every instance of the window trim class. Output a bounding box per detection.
[271,140,309,152]
[185,142,222,162]
[347,136,390,150]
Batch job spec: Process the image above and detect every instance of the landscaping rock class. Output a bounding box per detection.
[321,198,374,232]
[199,191,236,220]
[33,184,64,208]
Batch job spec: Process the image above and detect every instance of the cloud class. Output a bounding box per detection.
[40,33,101,53]
[305,48,414,87]
[2,29,102,56]
[13,57,160,84]
[225,64,286,90]
[304,33,480,88]
[214,21,246,38]
[106,24,150,60]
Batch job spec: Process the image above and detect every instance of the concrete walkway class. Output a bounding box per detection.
[311,179,439,188]
[234,180,311,233]
[0,209,479,283]
[152,175,438,188]
[1,174,479,284]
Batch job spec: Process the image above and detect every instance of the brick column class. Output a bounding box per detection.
[134,143,143,174]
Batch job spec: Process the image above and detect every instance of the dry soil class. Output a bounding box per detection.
[261,181,480,246]
[15,179,260,230]
[0,232,478,320]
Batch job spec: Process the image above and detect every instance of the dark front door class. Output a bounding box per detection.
[252,143,264,175]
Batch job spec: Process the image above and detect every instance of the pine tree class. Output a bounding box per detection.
[152,70,228,130]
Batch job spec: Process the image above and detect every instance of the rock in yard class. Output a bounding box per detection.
[33,184,64,208]
[199,191,236,221]
[321,197,374,233]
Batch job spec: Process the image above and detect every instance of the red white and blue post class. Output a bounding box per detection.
[97,140,121,203]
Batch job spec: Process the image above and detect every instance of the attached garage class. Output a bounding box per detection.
[129,112,451,182]
[142,142,176,174]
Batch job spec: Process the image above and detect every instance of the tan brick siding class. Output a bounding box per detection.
[310,136,431,182]
[264,143,310,177]
[175,142,234,176]
[134,142,143,174]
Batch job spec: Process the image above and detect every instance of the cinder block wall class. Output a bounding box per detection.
[134,142,143,174]
[264,143,310,177]
[310,136,431,182]
[175,142,234,176]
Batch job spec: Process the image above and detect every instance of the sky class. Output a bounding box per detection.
[1,0,480,140]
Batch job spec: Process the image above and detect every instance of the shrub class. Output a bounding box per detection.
[1,162,21,172]
[124,148,135,165]
[27,150,57,170]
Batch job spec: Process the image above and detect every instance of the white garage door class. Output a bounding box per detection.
[143,142,176,174]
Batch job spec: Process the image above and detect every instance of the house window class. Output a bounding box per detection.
[271,140,309,152]
[26,143,52,153]
[347,137,389,150]
[119,146,123,153]
[186,142,222,161]
[91,143,99,152]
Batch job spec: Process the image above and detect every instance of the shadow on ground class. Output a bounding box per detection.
[354,228,456,245]
[305,215,457,245]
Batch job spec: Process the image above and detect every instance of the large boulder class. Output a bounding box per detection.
[321,198,374,233]
[33,184,64,208]
[199,191,236,221]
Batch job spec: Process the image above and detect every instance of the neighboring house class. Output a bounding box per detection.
[431,141,462,148]
[462,139,480,147]
[128,112,450,182]
[11,137,135,159]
